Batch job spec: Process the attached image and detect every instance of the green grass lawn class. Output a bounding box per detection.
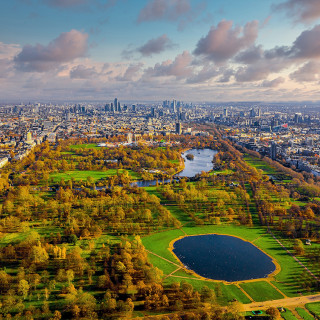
[211,169,233,175]
[142,223,310,303]
[306,302,320,317]
[243,154,278,175]
[142,222,310,301]
[239,281,284,302]
[281,309,299,320]
[163,277,251,305]
[295,307,314,320]
[50,169,141,182]
[142,229,185,265]
[50,170,111,182]
[69,143,102,150]
[0,231,31,246]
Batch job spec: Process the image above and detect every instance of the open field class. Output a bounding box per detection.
[281,309,299,320]
[243,154,291,182]
[295,307,314,320]
[239,281,284,302]
[50,168,141,182]
[306,302,320,317]
[142,223,310,303]
[69,143,102,150]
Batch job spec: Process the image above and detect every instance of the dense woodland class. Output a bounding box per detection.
[0,129,319,319]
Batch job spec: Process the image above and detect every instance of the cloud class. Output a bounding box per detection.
[186,64,219,84]
[137,34,176,57]
[0,42,21,59]
[145,51,193,78]
[290,61,320,82]
[14,29,88,72]
[193,20,259,63]
[70,64,98,79]
[122,34,176,59]
[234,59,287,82]
[230,24,320,83]
[290,25,320,58]
[0,59,14,78]
[261,77,285,87]
[137,0,191,23]
[273,0,320,24]
[116,63,144,81]
[234,45,263,64]
[217,68,234,83]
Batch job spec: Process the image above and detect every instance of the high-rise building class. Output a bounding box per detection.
[257,108,261,117]
[172,100,177,113]
[270,142,277,160]
[175,122,182,134]
[114,98,118,112]
[223,108,228,117]
[294,113,302,123]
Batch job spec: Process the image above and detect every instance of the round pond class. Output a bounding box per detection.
[172,234,276,282]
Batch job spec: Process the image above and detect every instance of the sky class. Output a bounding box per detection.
[1,0,320,102]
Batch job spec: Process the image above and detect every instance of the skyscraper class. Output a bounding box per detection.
[270,142,277,160]
[176,122,182,134]
[114,98,118,112]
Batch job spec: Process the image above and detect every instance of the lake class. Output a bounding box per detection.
[177,148,217,178]
[129,148,217,187]
[172,234,276,282]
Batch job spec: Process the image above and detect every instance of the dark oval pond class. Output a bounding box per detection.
[172,234,276,282]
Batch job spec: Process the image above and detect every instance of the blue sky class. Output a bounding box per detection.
[1,0,320,102]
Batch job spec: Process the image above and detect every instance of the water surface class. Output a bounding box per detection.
[178,148,217,178]
[173,234,276,282]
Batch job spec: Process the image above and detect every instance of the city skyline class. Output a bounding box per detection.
[1,0,320,102]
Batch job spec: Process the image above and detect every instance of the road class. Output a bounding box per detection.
[243,293,320,311]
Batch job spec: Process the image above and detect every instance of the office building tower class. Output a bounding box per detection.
[270,142,277,160]
[223,108,228,117]
[250,108,256,117]
[172,100,177,113]
[176,122,182,135]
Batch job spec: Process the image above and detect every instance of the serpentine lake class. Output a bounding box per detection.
[130,148,217,187]
[178,148,217,178]
[172,234,276,282]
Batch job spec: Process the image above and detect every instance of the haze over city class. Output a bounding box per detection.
[1,0,320,102]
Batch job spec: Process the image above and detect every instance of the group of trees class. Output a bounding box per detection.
[2,129,320,318]
[159,178,252,226]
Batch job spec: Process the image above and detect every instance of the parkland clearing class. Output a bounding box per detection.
[1,129,320,320]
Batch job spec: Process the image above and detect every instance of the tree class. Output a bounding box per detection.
[18,279,30,300]
[30,243,49,264]
[266,307,281,320]
[0,270,11,294]
[293,239,305,256]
